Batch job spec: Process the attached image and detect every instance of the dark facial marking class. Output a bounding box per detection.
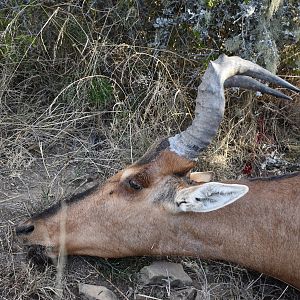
[16,224,34,236]
[135,138,170,165]
[31,183,99,221]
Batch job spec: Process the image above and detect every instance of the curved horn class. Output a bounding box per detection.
[168,54,300,160]
[225,75,292,100]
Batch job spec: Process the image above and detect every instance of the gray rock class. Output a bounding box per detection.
[171,287,197,300]
[139,261,193,287]
[78,284,118,300]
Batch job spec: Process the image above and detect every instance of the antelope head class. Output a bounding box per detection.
[16,55,300,260]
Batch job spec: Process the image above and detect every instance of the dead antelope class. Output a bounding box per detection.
[16,55,300,289]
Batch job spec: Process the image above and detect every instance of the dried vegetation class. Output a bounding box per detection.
[0,0,299,299]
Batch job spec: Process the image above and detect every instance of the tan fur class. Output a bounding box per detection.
[189,171,214,183]
[17,151,300,290]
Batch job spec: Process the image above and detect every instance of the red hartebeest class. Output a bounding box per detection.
[16,55,300,289]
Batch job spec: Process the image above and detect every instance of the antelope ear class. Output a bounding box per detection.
[189,171,214,183]
[175,182,249,213]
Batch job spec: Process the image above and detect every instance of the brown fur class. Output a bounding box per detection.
[16,151,300,290]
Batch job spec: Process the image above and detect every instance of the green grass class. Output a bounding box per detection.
[88,78,114,108]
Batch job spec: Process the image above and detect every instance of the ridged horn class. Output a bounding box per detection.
[168,54,299,160]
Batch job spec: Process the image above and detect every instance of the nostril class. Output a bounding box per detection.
[16,224,35,236]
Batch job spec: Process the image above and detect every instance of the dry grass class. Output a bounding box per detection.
[0,1,299,299]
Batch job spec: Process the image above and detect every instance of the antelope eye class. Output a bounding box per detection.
[174,171,188,177]
[128,179,143,190]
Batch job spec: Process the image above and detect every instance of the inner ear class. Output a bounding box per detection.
[174,182,249,213]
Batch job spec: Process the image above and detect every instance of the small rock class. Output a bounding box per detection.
[171,287,197,300]
[78,284,118,300]
[139,261,193,287]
